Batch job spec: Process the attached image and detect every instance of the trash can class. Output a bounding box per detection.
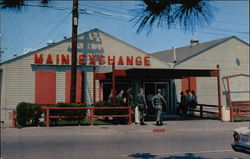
[222,106,230,121]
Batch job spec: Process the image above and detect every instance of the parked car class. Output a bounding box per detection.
[231,127,250,154]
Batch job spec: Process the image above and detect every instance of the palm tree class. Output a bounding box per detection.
[1,0,49,8]
[131,0,216,33]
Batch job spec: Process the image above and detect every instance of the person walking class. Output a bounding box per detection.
[136,88,147,125]
[152,89,167,126]
[190,90,197,116]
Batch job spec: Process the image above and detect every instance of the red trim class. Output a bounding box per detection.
[115,70,127,76]
[95,73,107,79]
[35,70,56,105]
[210,70,219,77]
[93,67,96,103]
[65,71,84,103]
[189,77,197,92]
[181,77,189,92]
[182,77,196,92]
[99,81,103,101]
[223,74,250,79]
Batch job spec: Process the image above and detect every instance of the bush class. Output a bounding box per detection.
[49,102,87,117]
[16,102,42,127]
[94,101,128,115]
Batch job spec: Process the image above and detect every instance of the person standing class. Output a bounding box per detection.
[116,89,125,105]
[179,91,187,116]
[152,89,167,126]
[136,88,147,125]
[185,89,193,116]
[108,89,115,103]
[191,90,197,116]
[127,89,134,107]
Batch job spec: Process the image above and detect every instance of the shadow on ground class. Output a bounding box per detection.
[128,153,210,159]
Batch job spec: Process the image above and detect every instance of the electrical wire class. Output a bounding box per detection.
[33,11,72,49]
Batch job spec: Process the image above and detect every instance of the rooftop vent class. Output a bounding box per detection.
[47,40,55,46]
[190,39,199,47]
[63,36,67,40]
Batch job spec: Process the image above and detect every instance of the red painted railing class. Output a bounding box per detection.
[230,101,250,122]
[41,106,132,127]
[12,110,17,128]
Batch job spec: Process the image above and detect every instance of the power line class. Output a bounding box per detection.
[78,8,249,35]
[21,3,249,35]
[33,11,71,49]
[7,10,67,54]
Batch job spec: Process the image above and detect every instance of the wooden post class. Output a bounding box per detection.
[93,67,96,104]
[12,110,17,128]
[70,0,79,103]
[46,108,50,127]
[112,62,116,104]
[216,65,222,120]
[90,108,94,126]
[128,106,132,125]
[225,77,233,122]
[200,105,203,118]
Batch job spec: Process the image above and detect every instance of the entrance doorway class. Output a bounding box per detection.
[102,82,129,102]
[144,82,169,113]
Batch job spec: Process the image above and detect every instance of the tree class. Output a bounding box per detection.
[131,0,216,33]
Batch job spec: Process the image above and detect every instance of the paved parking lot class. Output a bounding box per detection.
[1,120,250,159]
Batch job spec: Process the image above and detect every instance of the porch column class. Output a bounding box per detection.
[216,65,222,120]
[112,62,116,103]
[93,67,96,104]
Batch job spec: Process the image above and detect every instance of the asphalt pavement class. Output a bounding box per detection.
[1,120,250,159]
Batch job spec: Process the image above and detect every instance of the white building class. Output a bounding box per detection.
[1,29,249,125]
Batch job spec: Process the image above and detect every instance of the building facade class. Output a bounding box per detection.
[1,29,249,125]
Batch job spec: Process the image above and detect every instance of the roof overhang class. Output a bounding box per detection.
[95,68,220,80]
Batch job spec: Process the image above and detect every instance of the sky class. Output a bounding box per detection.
[0,0,249,62]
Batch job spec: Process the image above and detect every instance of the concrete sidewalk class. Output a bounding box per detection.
[2,120,249,137]
[2,120,250,159]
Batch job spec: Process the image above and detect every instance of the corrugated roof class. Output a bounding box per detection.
[150,36,246,64]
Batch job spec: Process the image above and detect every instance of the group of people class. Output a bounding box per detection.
[108,88,167,126]
[179,89,197,116]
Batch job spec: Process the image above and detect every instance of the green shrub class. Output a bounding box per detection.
[49,102,87,117]
[16,102,42,127]
[94,101,128,115]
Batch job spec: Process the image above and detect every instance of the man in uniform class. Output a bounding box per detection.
[152,89,167,126]
[136,88,147,125]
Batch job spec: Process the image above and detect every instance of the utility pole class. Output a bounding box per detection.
[70,0,78,103]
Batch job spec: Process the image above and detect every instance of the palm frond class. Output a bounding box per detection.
[0,0,50,9]
[131,0,216,34]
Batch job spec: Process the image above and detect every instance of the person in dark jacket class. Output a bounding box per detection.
[190,90,197,116]
[127,89,134,107]
[152,89,167,126]
[179,91,187,116]
[136,88,147,125]
[186,89,193,116]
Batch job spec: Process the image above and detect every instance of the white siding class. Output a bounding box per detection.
[227,76,250,102]
[175,38,249,106]
[56,72,65,103]
[174,79,182,103]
